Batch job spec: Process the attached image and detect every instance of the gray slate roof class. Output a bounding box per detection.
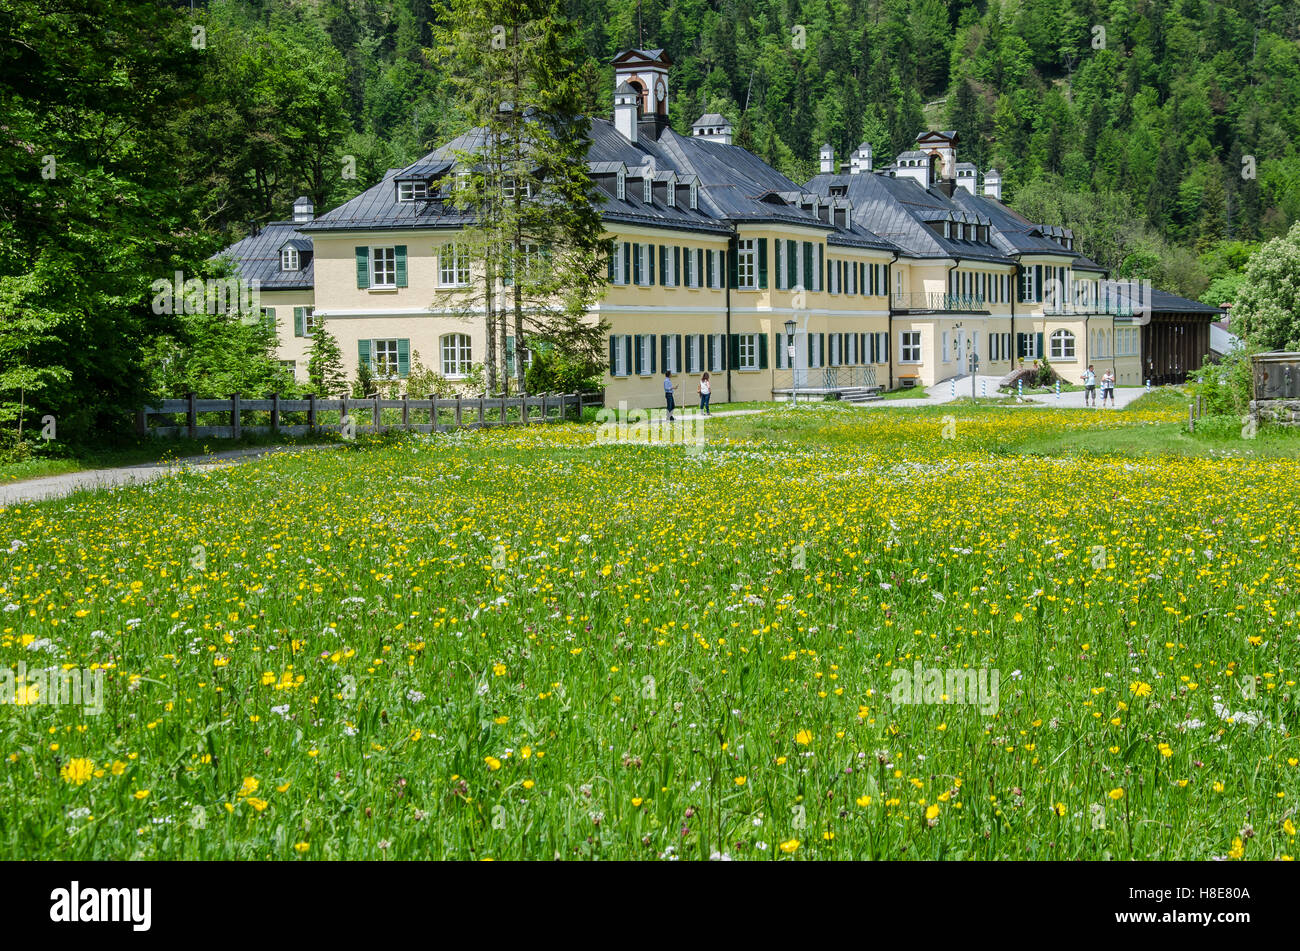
[804,171,1008,263]
[212,220,313,290]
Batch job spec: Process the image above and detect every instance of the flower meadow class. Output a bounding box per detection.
[1,399,1298,860]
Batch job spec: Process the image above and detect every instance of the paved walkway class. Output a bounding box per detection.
[860,374,1149,409]
[0,445,333,506]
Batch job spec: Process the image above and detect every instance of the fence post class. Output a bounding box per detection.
[341,396,348,433]
[187,392,197,439]
[478,395,486,427]
[307,393,316,431]
[540,393,548,423]
[231,393,241,439]
[500,392,507,426]
[271,392,280,434]
[1189,403,1195,433]
[402,394,409,429]
[455,394,463,428]
[373,394,380,433]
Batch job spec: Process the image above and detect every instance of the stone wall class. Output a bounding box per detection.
[1250,398,1300,426]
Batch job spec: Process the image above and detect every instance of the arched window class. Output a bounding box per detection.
[441,333,472,377]
[1049,329,1076,360]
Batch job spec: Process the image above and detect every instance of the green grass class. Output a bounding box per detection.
[1,399,1297,860]
[878,384,928,400]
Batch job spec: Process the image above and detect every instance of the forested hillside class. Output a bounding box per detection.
[187,0,1300,297]
[4,0,1300,445]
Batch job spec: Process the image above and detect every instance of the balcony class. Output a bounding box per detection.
[891,292,988,314]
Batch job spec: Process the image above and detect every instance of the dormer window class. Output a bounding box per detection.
[943,221,951,239]
[828,185,847,197]
[667,181,676,207]
[397,180,428,202]
[643,176,652,203]
[281,248,300,271]
[689,183,698,209]
[502,177,532,199]
[616,170,626,200]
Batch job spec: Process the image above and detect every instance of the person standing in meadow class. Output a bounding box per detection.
[698,371,712,416]
[663,370,677,421]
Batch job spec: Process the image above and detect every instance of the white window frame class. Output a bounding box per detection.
[440,243,470,287]
[439,333,472,377]
[281,247,300,271]
[371,246,397,289]
[736,239,757,290]
[373,338,401,378]
[941,331,950,362]
[613,242,627,285]
[1049,330,1076,360]
[900,331,922,364]
[708,334,724,372]
[616,171,626,200]
[737,332,759,370]
[610,334,630,377]
[397,180,428,202]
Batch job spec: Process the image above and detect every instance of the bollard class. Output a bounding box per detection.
[1189,403,1195,433]
[981,380,986,398]
[1017,379,1023,399]
[1056,380,1061,401]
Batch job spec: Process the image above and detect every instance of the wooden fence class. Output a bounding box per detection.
[137,392,605,439]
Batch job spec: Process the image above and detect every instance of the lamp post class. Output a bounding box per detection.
[785,318,797,407]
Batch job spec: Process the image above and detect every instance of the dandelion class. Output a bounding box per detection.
[60,758,94,786]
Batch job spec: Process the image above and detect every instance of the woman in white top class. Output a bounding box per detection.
[698,372,712,416]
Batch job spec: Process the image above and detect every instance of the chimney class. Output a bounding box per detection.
[614,82,639,144]
[955,163,977,195]
[819,143,834,174]
[691,113,732,145]
[292,196,314,223]
[982,168,1002,201]
[850,143,873,175]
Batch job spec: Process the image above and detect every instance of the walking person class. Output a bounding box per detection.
[1101,368,1116,407]
[663,370,677,421]
[698,371,712,416]
[1081,364,1097,407]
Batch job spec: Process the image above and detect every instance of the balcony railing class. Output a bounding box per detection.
[891,292,987,313]
[771,366,879,393]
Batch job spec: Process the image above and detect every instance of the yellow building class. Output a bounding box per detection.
[220,51,1169,407]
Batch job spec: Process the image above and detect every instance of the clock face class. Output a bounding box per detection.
[655,80,665,101]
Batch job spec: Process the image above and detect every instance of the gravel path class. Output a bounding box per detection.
[0,445,333,506]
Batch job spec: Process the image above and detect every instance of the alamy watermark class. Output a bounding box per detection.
[595,402,705,455]
[150,271,262,322]
[889,662,1000,715]
[1,663,104,716]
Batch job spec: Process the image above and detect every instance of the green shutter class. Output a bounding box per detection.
[758,238,768,289]
[674,246,682,286]
[729,333,741,369]
[395,245,408,287]
[397,338,410,377]
[659,245,666,284]
[1036,332,1044,357]
[787,240,797,288]
[758,332,768,369]
[293,306,304,338]
[633,335,643,375]
[506,335,516,375]
[623,243,631,284]
[802,242,813,289]
[356,247,369,288]
[648,244,656,285]
[648,334,657,373]
[1034,265,1043,302]
[727,247,737,288]
[675,334,682,372]
[358,338,371,372]
[661,335,669,374]
[632,245,641,285]
[607,249,614,282]
[817,244,824,291]
[609,335,617,372]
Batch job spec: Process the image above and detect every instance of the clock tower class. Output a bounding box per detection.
[611,48,673,142]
